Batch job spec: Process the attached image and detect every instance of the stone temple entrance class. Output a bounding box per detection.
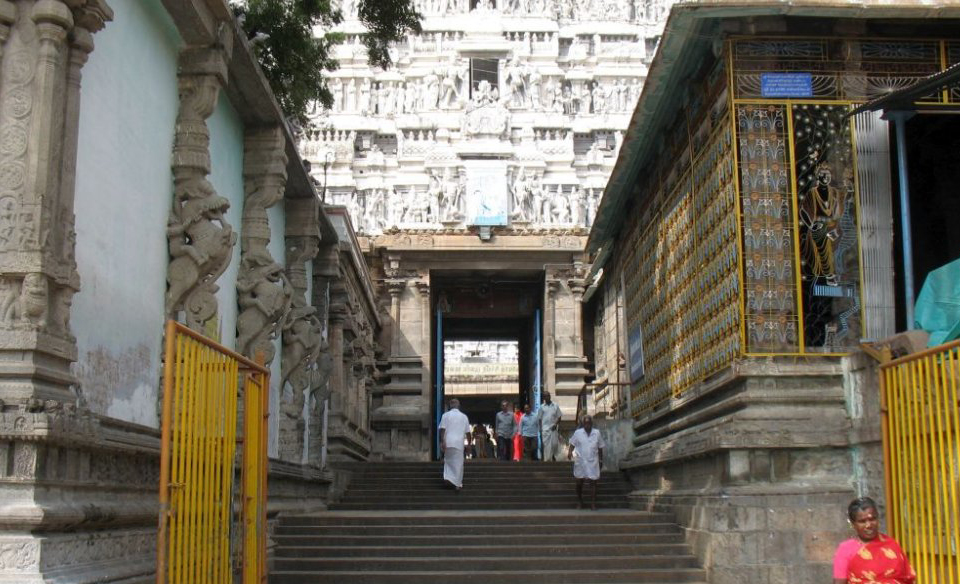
[367,232,589,461]
[431,270,543,456]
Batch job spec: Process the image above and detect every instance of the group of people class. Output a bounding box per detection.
[438,392,606,509]
[493,392,563,462]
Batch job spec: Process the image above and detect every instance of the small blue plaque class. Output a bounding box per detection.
[760,73,813,98]
[628,326,645,382]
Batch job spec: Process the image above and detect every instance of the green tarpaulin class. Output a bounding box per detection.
[915,257,960,347]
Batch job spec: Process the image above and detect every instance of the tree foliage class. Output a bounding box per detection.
[232,0,421,127]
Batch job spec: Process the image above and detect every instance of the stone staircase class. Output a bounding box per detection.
[270,461,706,583]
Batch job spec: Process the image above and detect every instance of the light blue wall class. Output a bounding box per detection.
[268,204,285,457]
[72,0,182,427]
[207,93,245,350]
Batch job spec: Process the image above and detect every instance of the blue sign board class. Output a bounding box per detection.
[627,325,644,383]
[760,73,813,98]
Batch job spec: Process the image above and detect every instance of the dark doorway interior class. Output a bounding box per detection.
[892,113,960,331]
[431,270,544,456]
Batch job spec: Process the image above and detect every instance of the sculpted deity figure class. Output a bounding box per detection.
[423,71,440,110]
[554,188,571,224]
[440,168,462,221]
[331,78,343,111]
[586,141,604,166]
[166,180,238,326]
[615,79,627,111]
[345,79,357,112]
[568,35,588,60]
[359,79,372,114]
[389,188,404,226]
[511,168,530,221]
[406,80,419,112]
[586,188,600,226]
[540,184,558,224]
[529,173,544,223]
[395,82,407,114]
[569,186,583,225]
[528,68,542,110]
[368,143,385,166]
[505,57,528,108]
[439,58,466,109]
[591,82,604,113]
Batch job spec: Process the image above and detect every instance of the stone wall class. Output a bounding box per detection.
[0,1,361,581]
[620,356,888,584]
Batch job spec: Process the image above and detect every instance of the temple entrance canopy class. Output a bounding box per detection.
[432,270,543,457]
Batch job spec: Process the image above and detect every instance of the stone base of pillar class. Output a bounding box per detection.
[369,357,431,461]
[0,529,155,584]
[327,412,372,461]
[0,404,159,584]
[552,354,590,399]
[620,357,865,584]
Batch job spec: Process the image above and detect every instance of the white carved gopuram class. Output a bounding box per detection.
[301,0,674,234]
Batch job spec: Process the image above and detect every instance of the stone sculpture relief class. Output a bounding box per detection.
[166,181,237,329]
[166,41,236,331]
[237,128,292,364]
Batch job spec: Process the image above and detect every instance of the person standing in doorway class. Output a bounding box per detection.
[494,400,517,461]
[439,398,470,491]
[539,391,563,461]
[512,402,523,461]
[567,415,604,510]
[520,404,539,461]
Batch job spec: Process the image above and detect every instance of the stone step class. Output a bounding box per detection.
[338,491,628,501]
[279,511,668,526]
[273,533,687,547]
[275,542,694,558]
[328,501,630,510]
[273,554,700,572]
[271,463,702,584]
[276,522,683,536]
[270,568,707,583]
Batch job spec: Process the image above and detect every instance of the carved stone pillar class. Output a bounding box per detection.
[279,198,325,465]
[165,31,236,331]
[569,279,586,356]
[413,278,431,371]
[544,279,560,395]
[386,279,406,355]
[237,126,291,363]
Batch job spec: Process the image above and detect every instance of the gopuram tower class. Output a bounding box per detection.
[301,0,673,460]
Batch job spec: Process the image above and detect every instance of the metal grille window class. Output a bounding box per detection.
[470,58,499,97]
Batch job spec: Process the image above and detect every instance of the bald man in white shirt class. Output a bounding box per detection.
[439,399,470,491]
[567,415,605,510]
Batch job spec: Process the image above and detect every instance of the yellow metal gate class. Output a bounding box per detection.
[881,339,960,584]
[157,320,269,584]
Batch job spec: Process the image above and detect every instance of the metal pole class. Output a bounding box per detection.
[888,111,916,330]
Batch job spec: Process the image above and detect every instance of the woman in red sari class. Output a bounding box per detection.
[512,403,523,461]
[833,497,916,584]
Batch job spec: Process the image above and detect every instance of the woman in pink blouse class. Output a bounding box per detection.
[833,497,915,584]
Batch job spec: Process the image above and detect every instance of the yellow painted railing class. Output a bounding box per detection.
[881,338,960,584]
[157,320,270,584]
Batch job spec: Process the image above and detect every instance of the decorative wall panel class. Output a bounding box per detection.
[792,104,862,350]
[732,39,944,102]
[737,104,801,353]
[628,116,739,416]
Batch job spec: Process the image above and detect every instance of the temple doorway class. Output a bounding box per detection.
[431,270,543,458]
[892,113,960,331]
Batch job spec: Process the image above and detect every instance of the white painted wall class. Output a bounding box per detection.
[72,0,182,427]
[207,94,245,350]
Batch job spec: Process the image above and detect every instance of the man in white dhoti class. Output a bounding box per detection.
[567,415,605,510]
[439,398,470,491]
[538,392,563,462]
